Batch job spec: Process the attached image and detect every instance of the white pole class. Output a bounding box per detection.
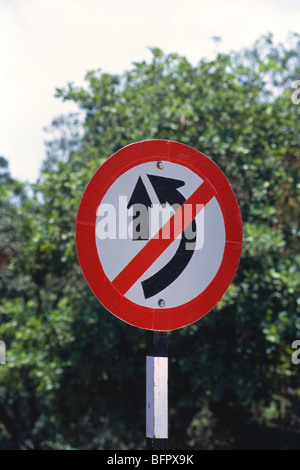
[0,340,6,364]
[146,331,168,450]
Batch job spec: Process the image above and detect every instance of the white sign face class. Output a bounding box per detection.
[95,161,225,309]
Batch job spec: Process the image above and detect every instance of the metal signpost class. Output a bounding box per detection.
[146,331,168,449]
[76,140,242,450]
[0,340,5,365]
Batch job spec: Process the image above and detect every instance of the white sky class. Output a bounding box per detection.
[0,0,299,182]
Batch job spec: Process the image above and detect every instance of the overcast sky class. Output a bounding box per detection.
[0,0,299,182]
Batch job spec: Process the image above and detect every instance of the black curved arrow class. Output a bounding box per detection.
[141,174,197,299]
[127,176,152,240]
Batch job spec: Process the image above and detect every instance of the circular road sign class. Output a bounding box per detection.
[76,140,242,331]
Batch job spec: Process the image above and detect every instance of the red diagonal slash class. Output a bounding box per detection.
[112,180,215,296]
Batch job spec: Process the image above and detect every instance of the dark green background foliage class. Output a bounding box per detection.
[0,34,299,449]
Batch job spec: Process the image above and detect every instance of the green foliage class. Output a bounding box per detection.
[0,33,299,449]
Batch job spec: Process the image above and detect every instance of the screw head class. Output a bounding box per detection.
[157,161,164,170]
[158,299,166,308]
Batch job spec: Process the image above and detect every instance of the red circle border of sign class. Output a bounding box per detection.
[76,140,243,331]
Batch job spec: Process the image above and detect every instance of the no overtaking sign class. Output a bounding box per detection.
[76,140,242,331]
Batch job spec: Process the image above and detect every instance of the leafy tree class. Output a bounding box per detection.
[0,33,299,449]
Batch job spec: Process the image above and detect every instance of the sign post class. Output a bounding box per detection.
[0,340,5,365]
[76,140,243,448]
[146,331,168,450]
